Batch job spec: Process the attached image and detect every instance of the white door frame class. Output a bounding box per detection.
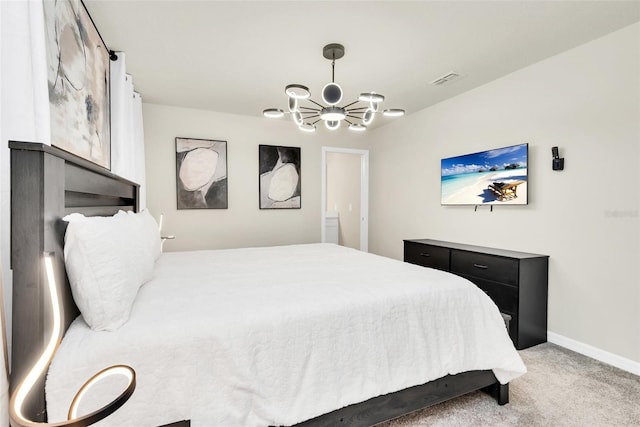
[321,146,369,252]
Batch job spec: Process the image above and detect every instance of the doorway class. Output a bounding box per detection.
[321,147,369,252]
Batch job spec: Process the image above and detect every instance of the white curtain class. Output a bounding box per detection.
[132,92,147,210]
[0,3,146,424]
[110,52,147,209]
[1,1,51,424]
[0,0,51,145]
[110,53,134,179]
[110,52,132,178]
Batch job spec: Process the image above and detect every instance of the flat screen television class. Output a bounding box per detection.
[441,143,528,205]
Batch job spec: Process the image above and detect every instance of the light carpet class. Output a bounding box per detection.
[381,343,640,426]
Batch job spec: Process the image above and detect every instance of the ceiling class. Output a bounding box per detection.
[85,1,640,128]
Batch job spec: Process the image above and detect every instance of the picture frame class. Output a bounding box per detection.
[176,137,228,209]
[259,145,301,209]
[43,0,111,169]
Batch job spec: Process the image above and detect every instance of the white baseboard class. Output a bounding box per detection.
[547,331,640,376]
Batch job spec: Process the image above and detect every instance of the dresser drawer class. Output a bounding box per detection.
[404,241,449,271]
[465,276,518,315]
[450,251,519,286]
[404,239,548,350]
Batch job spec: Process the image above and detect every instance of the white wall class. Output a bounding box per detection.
[326,152,361,249]
[143,103,368,251]
[368,23,640,364]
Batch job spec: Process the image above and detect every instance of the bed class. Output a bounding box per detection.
[9,142,525,426]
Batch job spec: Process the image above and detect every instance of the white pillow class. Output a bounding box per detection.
[63,211,155,331]
[127,209,162,261]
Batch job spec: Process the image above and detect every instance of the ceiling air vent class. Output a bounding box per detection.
[430,72,462,86]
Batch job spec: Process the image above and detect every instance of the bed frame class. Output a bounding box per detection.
[9,141,139,422]
[9,141,508,426]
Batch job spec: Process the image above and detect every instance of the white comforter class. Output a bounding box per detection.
[46,244,526,426]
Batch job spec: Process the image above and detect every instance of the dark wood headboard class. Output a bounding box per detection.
[9,141,139,421]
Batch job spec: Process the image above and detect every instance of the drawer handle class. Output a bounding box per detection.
[473,263,489,269]
[419,253,431,258]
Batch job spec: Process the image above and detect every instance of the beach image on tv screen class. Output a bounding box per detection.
[441,143,528,205]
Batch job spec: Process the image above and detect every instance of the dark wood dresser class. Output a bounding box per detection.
[404,239,549,350]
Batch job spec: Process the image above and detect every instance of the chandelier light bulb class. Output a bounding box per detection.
[285,84,311,99]
[325,120,340,130]
[263,108,284,118]
[288,97,298,113]
[359,92,385,103]
[383,108,405,117]
[320,106,346,121]
[322,82,343,105]
[293,111,303,126]
[299,123,316,132]
[369,101,379,113]
[349,123,367,132]
[362,109,374,125]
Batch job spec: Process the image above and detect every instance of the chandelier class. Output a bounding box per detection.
[263,43,405,132]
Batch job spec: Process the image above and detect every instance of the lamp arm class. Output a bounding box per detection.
[9,253,136,427]
[10,365,136,427]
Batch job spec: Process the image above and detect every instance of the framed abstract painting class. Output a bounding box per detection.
[43,0,111,169]
[259,145,301,209]
[176,138,228,209]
